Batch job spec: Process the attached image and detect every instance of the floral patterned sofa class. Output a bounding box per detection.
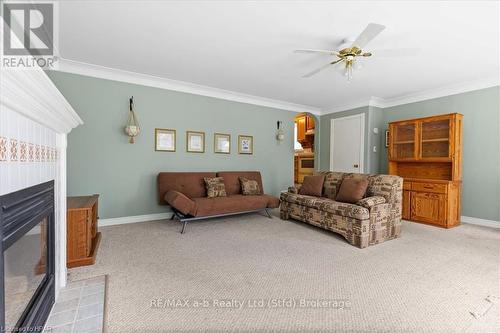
[280,172,403,248]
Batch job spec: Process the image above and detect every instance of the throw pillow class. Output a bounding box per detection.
[239,177,261,195]
[204,177,227,198]
[299,174,325,197]
[336,178,369,204]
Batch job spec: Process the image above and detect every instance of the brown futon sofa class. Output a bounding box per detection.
[158,171,280,233]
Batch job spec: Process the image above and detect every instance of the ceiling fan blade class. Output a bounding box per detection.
[371,48,420,57]
[302,59,343,78]
[295,49,339,56]
[351,23,386,48]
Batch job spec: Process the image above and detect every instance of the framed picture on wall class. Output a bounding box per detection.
[238,135,253,154]
[385,130,390,147]
[186,131,205,153]
[214,133,230,154]
[155,128,176,152]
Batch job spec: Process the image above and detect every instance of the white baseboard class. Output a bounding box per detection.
[99,212,173,227]
[99,213,499,228]
[461,216,500,229]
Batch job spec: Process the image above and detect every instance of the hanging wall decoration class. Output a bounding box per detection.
[276,121,284,142]
[124,96,140,143]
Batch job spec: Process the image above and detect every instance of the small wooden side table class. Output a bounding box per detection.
[67,195,101,268]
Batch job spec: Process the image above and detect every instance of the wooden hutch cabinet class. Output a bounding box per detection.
[388,113,463,228]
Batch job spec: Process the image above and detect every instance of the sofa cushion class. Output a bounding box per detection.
[158,172,216,203]
[299,175,324,197]
[164,190,196,215]
[239,177,262,195]
[317,171,346,200]
[336,178,369,204]
[217,171,264,195]
[193,195,273,217]
[280,192,369,220]
[204,177,227,198]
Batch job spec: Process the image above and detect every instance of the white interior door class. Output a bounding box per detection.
[330,114,365,173]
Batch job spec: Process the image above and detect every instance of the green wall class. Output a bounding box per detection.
[380,87,500,222]
[47,71,299,219]
[47,69,499,222]
[369,106,384,174]
[320,86,500,222]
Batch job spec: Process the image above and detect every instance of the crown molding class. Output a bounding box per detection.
[321,99,371,115]
[56,58,322,115]
[321,96,384,115]
[367,96,386,109]
[55,58,498,117]
[321,76,499,116]
[379,77,499,108]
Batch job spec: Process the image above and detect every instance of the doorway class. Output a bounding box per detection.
[330,113,365,173]
[294,113,316,185]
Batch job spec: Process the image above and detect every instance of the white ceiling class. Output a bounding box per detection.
[58,1,499,112]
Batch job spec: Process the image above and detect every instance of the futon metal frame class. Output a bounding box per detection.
[171,208,273,234]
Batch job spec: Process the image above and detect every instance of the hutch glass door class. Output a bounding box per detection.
[391,122,417,159]
[420,118,450,158]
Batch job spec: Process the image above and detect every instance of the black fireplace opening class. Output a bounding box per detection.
[0,181,55,333]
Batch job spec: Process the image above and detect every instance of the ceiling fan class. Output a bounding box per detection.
[295,23,419,81]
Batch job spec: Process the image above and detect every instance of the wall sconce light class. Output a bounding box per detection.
[124,96,140,143]
[276,121,284,142]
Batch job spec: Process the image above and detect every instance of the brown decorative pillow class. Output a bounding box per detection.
[336,178,369,204]
[239,177,261,195]
[299,175,325,197]
[203,177,227,198]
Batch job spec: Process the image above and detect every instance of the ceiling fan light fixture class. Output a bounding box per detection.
[296,22,416,81]
[345,61,353,82]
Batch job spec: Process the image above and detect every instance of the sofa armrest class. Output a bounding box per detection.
[165,190,196,216]
[367,175,403,204]
[356,196,386,209]
[288,185,301,194]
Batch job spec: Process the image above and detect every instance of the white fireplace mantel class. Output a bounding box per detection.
[1,69,82,134]
[1,65,83,296]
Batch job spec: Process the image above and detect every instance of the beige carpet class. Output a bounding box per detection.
[67,211,500,332]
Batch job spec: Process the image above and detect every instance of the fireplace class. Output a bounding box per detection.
[0,181,55,333]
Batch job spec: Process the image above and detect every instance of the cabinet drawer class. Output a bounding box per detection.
[412,182,447,193]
